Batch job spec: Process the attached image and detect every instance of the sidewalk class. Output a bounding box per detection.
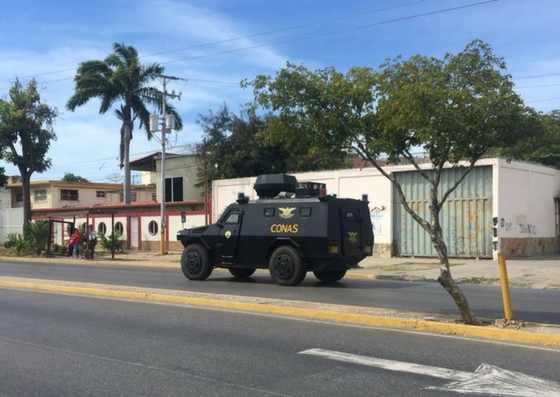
[355,255,560,290]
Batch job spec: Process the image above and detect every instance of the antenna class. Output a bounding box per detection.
[107,173,124,183]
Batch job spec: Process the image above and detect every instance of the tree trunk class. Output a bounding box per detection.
[431,224,482,325]
[20,169,32,225]
[123,122,132,205]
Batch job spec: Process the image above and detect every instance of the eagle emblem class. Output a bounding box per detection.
[347,231,358,243]
[278,207,296,219]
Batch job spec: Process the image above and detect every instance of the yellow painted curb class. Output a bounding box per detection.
[1,278,559,347]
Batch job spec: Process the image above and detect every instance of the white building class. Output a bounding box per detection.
[213,158,560,259]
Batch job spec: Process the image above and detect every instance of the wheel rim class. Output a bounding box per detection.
[273,253,295,279]
[185,251,201,274]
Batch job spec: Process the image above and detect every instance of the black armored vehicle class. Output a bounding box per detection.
[177,174,374,286]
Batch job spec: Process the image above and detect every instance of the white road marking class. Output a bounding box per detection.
[299,348,560,396]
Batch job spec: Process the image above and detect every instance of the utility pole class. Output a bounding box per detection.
[149,74,185,255]
[203,138,209,225]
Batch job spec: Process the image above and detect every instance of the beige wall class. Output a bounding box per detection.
[9,181,156,209]
[155,155,202,202]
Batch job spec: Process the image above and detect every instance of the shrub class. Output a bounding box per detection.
[98,232,124,254]
[52,243,60,254]
[7,232,28,255]
[24,220,49,256]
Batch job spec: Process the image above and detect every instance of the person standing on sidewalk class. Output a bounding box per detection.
[67,234,75,257]
[86,224,97,259]
[70,228,83,259]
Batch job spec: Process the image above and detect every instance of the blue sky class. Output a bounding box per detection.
[1,0,559,183]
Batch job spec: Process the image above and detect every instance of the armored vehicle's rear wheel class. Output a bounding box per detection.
[228,268,256,278]
[269,246,306,286]
[313,269,347,283]
[181,244,212,280]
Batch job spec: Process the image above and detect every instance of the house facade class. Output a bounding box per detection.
[130,152,202,202]
[2,153,206,252]
[7,180,156,209]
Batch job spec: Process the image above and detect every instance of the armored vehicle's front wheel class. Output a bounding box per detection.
[269,246,307,286]
[181,244,213,280]
[228,268,256,278]
[313,269,347,283]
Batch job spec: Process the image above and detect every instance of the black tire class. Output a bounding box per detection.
[228,268,256,278]
[313,269,347,283]
[181,244,212,280]
[269,246,306,286]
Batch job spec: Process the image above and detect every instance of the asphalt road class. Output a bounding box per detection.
[1,259,560,325]
[1,289,559,397]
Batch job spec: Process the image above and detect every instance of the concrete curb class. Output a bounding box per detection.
[1,277,559,348]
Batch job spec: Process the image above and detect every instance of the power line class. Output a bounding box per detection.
[526,96,560,104]
[0,0,497,90]
[159,1,500,66]
[0,0,430,85]
[516,83,560,89]
[141,0,432,59]
[514,72,560,80]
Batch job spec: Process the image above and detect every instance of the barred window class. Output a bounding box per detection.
[34,189,47,201]
[60,189,79,201]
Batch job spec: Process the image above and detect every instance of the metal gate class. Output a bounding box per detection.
[392,166,493,258]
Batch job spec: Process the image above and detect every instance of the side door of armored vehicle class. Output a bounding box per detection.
[216,209,243,263]
[340,206,366,256]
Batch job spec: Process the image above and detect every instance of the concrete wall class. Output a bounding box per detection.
[212,168,394,256]
[494,158,560,257]
[0,187,11,209]
[213,159,560,259]
[0,208,23,242]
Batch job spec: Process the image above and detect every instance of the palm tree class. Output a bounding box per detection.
[66,42,182,204]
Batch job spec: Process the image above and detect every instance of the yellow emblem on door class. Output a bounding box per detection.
[347,231,358,243]
[278,207,296,219]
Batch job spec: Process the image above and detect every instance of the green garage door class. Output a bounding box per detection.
[393,166,493,258]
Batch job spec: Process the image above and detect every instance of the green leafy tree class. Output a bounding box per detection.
[0,79,59,223]
[194,104,291,191]
[244,40,540,325]
[195,103,350,191]
[66,42,183,204]
[496,110,560,167]
[62,172,90,182]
